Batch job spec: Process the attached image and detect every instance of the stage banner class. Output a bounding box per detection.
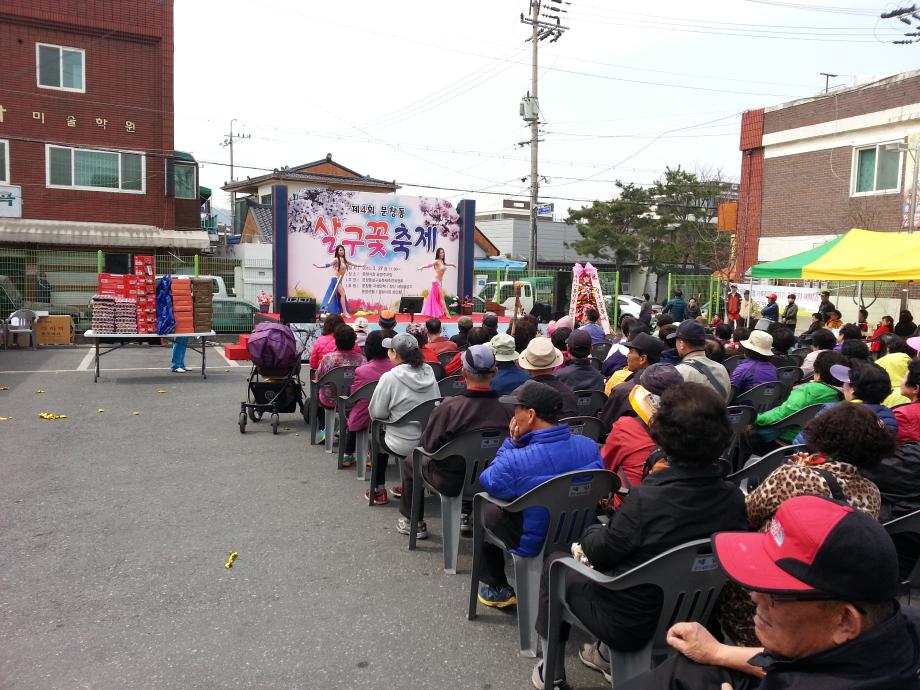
[286,189,462,313]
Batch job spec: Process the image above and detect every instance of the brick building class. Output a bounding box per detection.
[0,0,208,251]
[735,69,920,277]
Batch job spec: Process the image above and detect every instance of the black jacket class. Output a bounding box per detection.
[862,442,920,522]
[577,464,747,649]
[750,604,920,689]
[523,374,578,418]
[598,371,639,432]
[556,358,605,393]
[420,388,512,452]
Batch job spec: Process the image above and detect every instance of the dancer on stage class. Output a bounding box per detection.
[314,245,364,317]
[417,248,455,319]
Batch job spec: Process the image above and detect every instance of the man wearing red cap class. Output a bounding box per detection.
[760,293,779,323]
[620,495,920,689]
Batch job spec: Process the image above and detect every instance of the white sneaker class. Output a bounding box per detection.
[395,516,428,540]
[173,367,187,373]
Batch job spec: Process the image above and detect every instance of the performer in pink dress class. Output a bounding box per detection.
[417,248,455,319]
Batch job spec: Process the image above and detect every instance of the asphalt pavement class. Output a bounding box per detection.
[0,345,605,690]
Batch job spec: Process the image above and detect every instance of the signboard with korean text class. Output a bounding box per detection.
[286,189,462,313]
[0,185,22,218]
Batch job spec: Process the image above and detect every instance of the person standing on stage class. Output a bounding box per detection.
[726,284,741,329]
[417,248,455,319]
[313,244,364,317]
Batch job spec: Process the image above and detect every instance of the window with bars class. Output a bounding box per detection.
[37,43,85,92]
[46,145,144,193]
[852,143,902,195]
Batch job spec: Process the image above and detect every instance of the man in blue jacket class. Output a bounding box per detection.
[662,290,687,322]
[476,381,603,608]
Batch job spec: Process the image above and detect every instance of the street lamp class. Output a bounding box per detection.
[884,141,920,233]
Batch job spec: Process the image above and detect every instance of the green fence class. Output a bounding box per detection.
[0,248,255,335]
[667,273,722,320]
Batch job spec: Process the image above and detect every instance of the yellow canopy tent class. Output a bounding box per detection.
[751,228,920,281]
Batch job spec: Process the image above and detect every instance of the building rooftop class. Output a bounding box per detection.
[222,154,398,194]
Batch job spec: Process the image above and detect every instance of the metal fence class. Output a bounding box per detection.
[666,273,722,318]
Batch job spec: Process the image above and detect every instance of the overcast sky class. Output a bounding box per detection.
[173,0,919,217]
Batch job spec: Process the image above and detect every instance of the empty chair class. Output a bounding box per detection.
[723,405,757,471]
[309,365,358,450]
[407,428,509,573]
[543,540,728,688]
[368,398,442,505]
[733,381,787,413]
[336,380,378,473]
[776,366,805,393]
[727,444,806,494]
[468,469,620,657]
[437,374,467,398]
[721,355,742,374]
[560,415,605,442]
[6,309,37,349]
[573,389,608,418]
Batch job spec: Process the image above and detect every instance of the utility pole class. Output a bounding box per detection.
[820,72,838,94]
[520,1,569,271]
[221,119,250,234]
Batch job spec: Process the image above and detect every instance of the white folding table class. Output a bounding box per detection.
[83,330,216,382]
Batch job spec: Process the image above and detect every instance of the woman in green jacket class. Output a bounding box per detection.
[749,350,846,451]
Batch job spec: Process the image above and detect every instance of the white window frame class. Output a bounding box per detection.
[36,42,86,93]
[850,141,903,197]
[45,145,146,194]
[0,139,9,183]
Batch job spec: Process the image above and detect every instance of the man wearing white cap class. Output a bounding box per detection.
[515,337,578,417]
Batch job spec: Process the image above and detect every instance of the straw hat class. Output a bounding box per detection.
[518,337,564,370]
[740,329,774,357]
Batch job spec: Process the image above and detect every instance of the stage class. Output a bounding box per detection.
[255,311,514,337]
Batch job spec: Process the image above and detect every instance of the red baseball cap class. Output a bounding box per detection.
[767,293,777,300]
[713,495,898,601]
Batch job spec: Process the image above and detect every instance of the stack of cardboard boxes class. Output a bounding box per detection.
[191,279,213,333]
[133,256,156,334]
[171,278,194,334]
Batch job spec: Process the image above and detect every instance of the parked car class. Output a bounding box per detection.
[0,274,90,330]
[604,294,662,322]
[212,298,258,333]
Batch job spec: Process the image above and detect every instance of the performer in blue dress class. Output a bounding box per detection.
[313,245,365,317]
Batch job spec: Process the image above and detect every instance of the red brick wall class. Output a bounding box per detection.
[0,1,189,229]
[761,147,903,237]
[734,109,765,278]
[763,73,920,135]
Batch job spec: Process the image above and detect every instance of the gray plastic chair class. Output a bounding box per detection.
[588,356,604,372]
[573,389,607,418]
[727,443,806,494]
[752,402,831,455]
[733,381,787,413]
[7,309,37,349]
[884,509,920,601]
[437,374,467,397]
[310,365,358,450]
[591,341,612,360]
[437,351,457,367]
[776,366,804,394]
[560,415,605,442]
[335,380,378,472]
[368,397,442,505]
[467,469,620,657]
[543,539,727,688]
[723,405,756,471]
[428,362,446,381]
[408,427,509,573]
[721,355,743,374]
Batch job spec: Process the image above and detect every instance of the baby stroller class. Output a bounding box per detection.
[239,322,308,435]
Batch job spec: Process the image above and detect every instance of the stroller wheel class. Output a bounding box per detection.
[239,411,247,434]
[271,413,280,435]
[248,408,264,423]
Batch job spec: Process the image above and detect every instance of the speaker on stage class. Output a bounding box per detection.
[398,296,424,315]
[529,302,552,324]
[280,297,316,324]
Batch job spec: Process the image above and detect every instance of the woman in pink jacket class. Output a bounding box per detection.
[342,330,393,467]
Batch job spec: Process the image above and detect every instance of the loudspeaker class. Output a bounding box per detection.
[280,297,316,324]
[529,302,552,324]
[399,296,424,315]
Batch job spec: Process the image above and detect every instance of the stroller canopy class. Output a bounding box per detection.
[247,322,298,372]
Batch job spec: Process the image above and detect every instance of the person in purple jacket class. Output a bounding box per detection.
[342,330,394,468]
[729,329,778,397]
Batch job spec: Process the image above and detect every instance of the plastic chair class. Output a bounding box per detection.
[788,353,804,366]
[560,415,605,442]
[467,469,620,657]
[7,309,37,349]
[335,380,378,471]
[722,355,743,374]
[753,402,830,452]
[368,397,442,505]
[573,389,608,418]
[589,356,604,372]
[408,427,510,573]
[727,443,806,494]
[437,374,467,397]
[309,365,358,449]
[543,540,727,688]
[775,366,804,394]
[591,341,612,360]
[790,347,811,357]
[733,381,787,413]
[0,318,8,350]
[437,351,457,367]
[429,362,446,381]
[723,405,756,471]
[884,509,920,598]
